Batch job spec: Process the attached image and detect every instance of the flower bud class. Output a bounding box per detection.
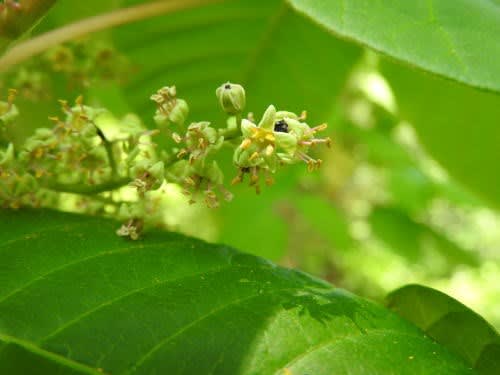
[216,82,246,115]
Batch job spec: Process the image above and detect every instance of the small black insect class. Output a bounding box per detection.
[224,83,231,89]
[274,119,289,133]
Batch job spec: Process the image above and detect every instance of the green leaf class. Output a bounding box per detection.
[287,0,500,93]
[381,60,500,209]
[387,284,500,375]
[0,210,473,374]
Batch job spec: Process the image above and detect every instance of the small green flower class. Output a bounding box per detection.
[129,160,165,194]
[151,86,189,127]
[232,104,330,191]
[233,105,297,171]
[116,217,143,240]
[178,122,224,164]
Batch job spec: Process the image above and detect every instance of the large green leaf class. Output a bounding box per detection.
[382,60,500,209]
[0,209,473,374]
[387,284,500,375]
[288,0,500,93]
[276,1,500,208]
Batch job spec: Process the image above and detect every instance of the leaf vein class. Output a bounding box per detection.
[0,241,174,304]
[0,333,108,374]
[124,286,304,374]
[39,264,233,343]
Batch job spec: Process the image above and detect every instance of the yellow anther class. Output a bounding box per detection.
[249,151,260,161]
[177,149,188,159]
[312,123,327,132]
[172,133,183,143]
[265,144,274,156]
[241,138,252,149]
[231,176,242,185]
[264,133,275,142]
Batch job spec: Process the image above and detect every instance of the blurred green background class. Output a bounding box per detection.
[2,0,499,330]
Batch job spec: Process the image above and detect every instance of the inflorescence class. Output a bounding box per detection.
[0,82,331,238]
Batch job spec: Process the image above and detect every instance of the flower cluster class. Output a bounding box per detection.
[0,82,331,239]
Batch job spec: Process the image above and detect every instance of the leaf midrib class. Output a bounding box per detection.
[0,333,107,375]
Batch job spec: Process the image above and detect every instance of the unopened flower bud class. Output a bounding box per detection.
[216,82,246,115]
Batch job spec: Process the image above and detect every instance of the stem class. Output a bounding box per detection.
[218,115,242,140]
[235,113,242,129]
[44,116,242,197]
[0,0,221,72]
[94,124,117,178]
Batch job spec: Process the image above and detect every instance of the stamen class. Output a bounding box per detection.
[265,144,274,156]
[249,151,260,161]
[240,139,252,149]
[172,133,183,143]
